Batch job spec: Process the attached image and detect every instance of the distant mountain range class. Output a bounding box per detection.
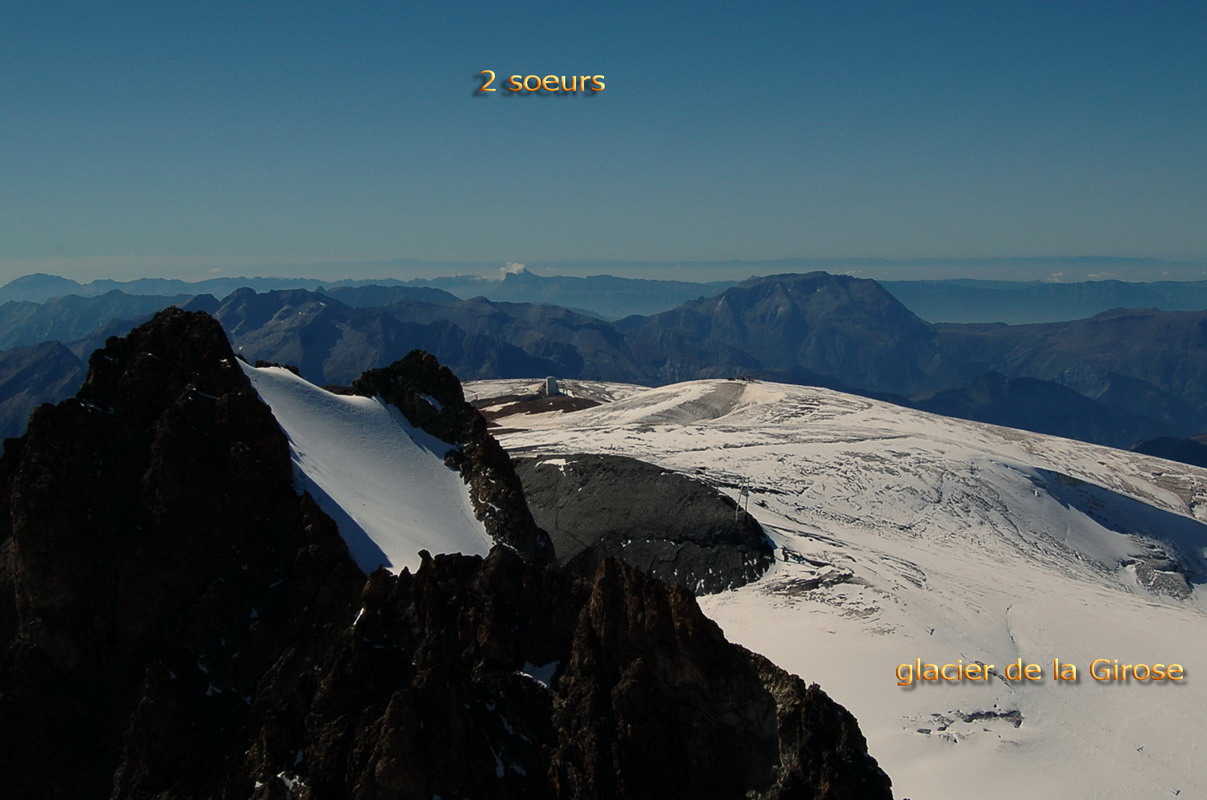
[0,269,736,319]
[11,268,1207,323]
[412,269,736,318]
[1,271,1206,449]
[0,290,195,349]
[0,341,87,440]
[0,272,332,303]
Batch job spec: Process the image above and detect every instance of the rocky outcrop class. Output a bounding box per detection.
[0,307,365,798]
[515,453,775,594]
[287,548,893,800]
[0,308,892,799]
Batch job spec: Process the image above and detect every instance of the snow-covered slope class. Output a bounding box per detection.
[241,363,490,573]
[482,378,1207,800]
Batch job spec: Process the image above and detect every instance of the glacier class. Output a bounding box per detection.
[482,377,1207,800]
[241,363,490,573]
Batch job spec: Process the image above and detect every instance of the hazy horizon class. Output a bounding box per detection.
[4,255,1207,287]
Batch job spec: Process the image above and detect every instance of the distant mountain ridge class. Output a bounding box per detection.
[196,288,597,385]
[0,272,329,302]
[0,269,735,319]
[618,272,950,394]
[417,268,736,318]
[203,278,1207,446]
[0,341,86,440]
[0,290,194,349]
[934,308,1207,413]
[12,270,1207,323]
[1,272,1206,448]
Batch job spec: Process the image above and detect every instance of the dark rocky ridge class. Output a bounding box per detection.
[315,548,891,800]
[0,308,892,798]
[0,307,366,797]
[515,453,776,594]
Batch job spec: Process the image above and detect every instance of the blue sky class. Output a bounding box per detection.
[2,0,1205,282]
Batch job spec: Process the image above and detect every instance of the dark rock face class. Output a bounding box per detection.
[515,454,775,594]
[0,308,892,798]
[352,351,554,565]
[0,307,365,798]
[307,549,893,800]
[0,308,200,439]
